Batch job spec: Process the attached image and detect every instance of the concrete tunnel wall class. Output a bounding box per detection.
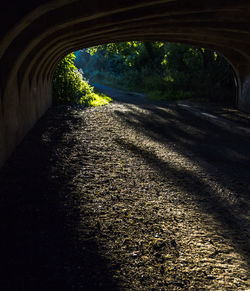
[1,0,250,167]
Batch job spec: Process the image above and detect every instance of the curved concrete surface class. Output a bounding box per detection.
[1,0,250,166]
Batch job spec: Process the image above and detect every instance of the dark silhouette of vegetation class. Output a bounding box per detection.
[75,42,236,106]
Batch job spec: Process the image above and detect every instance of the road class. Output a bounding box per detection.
[0,86,249,290]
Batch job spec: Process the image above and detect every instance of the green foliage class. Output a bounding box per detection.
[75,41,236,106]
[52,53,111,106]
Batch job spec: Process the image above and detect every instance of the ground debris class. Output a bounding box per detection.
[0,101,249,290]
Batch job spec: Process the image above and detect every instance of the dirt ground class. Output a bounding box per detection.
[0,89,249,290]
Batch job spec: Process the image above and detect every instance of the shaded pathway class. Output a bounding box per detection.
[0,89,249,290]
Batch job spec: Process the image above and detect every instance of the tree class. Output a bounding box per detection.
[74,41,236,105]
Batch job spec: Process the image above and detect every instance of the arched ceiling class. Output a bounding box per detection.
[1,0,250,89]
[1,0,250,167]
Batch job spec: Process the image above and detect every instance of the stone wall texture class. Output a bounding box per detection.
[1,0,250,166]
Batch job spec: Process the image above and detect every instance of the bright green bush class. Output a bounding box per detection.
[52,53,111,106]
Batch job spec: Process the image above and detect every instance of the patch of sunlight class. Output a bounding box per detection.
[88,92,112,107]
[164,76,174,82]
[161,58,167,66]
[121,106,240,211]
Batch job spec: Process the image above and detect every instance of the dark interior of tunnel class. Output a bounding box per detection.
[1,1,250,289]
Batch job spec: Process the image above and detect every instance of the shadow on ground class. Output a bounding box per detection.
[0,88,249,289]
[0,107,118,291]
[92,83,250,267]
[113,102,250,267]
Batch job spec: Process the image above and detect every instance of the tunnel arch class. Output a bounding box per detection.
[1,0,250,166]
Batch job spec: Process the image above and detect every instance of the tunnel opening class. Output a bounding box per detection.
[71,41,237,108]
[2,0,250,169]
[1,1,250,288]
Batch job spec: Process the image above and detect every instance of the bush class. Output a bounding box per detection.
[52,53,112,106]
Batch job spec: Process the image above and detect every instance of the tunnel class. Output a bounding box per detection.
[1,0,250,167]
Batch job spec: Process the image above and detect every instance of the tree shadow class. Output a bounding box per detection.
[114,103,250,206]
[113,103,250,266]
[0,106,118,291]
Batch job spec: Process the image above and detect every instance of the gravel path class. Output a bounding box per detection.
[0,88,249,290]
